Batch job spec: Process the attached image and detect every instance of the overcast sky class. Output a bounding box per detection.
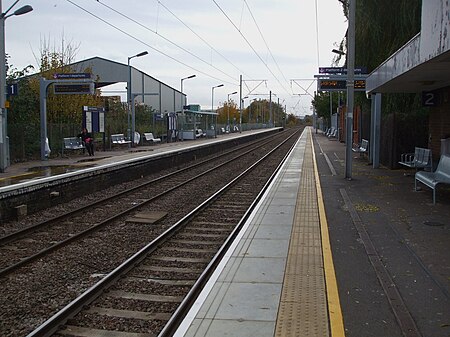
[4,0,347,116]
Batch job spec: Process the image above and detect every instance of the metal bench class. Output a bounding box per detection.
[328,128,338,139]
[325,127,334,137]
[399,147,432,171]
[110,134,131,148]
[352,139,369,155]
[63,137,85,153]
[415,154,450,204]
[195,129,206,138]
[143,132,161,144]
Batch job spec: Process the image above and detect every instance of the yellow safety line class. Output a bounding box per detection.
[0,172,36,181]
[309,128,346,337]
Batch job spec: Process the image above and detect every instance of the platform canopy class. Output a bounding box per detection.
[67,56,186,115]
[366,2,450,94]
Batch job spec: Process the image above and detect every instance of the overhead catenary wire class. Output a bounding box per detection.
[65,0,237,86]
[157,0,254,81]
[243,0,292,94]
[95,0,237,83]
[315,0,320,69]
[65,0,306,116]
[212,0,292,97]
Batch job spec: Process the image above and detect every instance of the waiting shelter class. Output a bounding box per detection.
[180,105,218,140]
[366,1,450,167]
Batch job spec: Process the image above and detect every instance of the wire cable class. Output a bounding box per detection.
[212,0,292,97]
[315,0,320,69]
[157,0,253,81]
[65,0,237,86]
[243,0,292,93]
[95,0,237,83]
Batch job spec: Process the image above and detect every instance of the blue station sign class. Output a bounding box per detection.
[53,73,92,80]
[319,67,368,75]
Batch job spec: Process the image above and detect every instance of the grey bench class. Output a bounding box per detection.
[352,139,369,155]
[110,134,131,148]
[415,154,450,204]
[399,147,432,171]
[63,137,85,152]
[327,127,337,139]
[143,132,161,144]
[195,129,206,138]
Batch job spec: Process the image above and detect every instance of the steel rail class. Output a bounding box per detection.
[27,130,300,337]
[0,132,282,246]
[158,131,299,337]
[0,132,284,278]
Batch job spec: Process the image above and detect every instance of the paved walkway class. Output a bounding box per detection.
[1,127,448,337]
[314,131,449,337]
[176,128,344,336]
[176,127,450,337]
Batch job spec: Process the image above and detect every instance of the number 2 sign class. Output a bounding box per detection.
[422,91,439,107]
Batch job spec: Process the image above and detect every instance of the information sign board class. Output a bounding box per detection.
[83,106,105,133]
[54,83,93,95]
[318,79,366,92]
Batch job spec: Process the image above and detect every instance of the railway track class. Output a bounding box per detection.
[0,130,289,277]
[1,128,302,337]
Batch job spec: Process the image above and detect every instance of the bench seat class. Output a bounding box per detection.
[399,147,432,171]
[64,137,85,151]
[352,139,369,154]
[110,134,131,147]
[195,129,206,138]
[415,154,450,204]
[143,132,161,144]
[328,128,337,139]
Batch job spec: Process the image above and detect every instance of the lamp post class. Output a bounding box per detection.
[249,98,257,129]
[345,0,355,180]
[331,0,355,180]
[180,75,196,141]
[211,84,224,137]
[0,1,33,172]
[227,91,237,132]
[127,51,148,147]
[240,96,248,132]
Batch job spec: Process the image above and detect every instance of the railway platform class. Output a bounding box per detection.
[0,129,274,189]
[174,127,449,337]
[1,127,449,337]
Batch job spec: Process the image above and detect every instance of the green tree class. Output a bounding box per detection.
[312,91,340,128]
[286,113,299,127]
[7,35,104,160]
[217,101,238,125]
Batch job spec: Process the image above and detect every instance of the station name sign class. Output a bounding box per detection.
[318,79,366,92]
[319,67,367,75]
[53,73,92,79]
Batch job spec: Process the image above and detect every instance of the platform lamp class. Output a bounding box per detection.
[0,1,33,172]
[180,75,196,141]
[227,91,237,132]
[331,0,355,180]
[240,96,248,133]
[211,84,224,137]
[127,51,148,147]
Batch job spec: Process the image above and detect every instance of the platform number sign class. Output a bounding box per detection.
[422,91,438,107]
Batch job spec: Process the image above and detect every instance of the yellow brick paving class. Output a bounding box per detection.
[275,128,345,337]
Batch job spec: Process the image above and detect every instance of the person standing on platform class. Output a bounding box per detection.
[78,127,94,156]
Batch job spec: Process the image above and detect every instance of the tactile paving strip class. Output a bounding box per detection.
[275,134,329,337]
